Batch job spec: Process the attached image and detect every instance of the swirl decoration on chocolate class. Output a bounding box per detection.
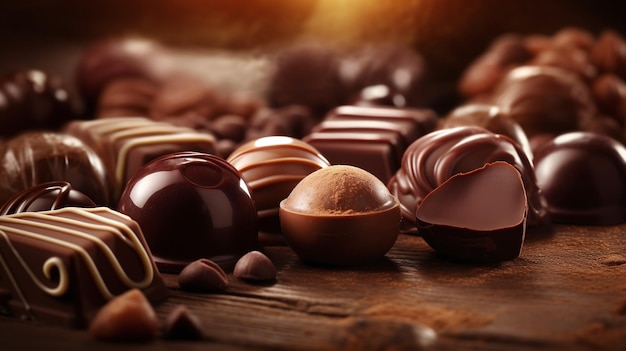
[388,126,548,233]
[0,207,156,315]
[0,181,95,215]
[64,117,216,202]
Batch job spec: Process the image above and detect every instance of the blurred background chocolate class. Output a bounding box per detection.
[0,69,78,139]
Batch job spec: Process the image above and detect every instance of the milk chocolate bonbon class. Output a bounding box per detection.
[416,161,527,262]
[388,126,547,233]
[117,152,261,273]
[280,165,400,266]
[0,207,168,328]
[63,117,216,205]
[0,132,109,206]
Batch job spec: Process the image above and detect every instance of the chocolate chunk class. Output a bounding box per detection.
[227,136,330,244]
[118,152,261,273]
[0,207,168,328]
[89,289,160,342]
[0,181,95,215]
[234,251,276,282]
[534,132,626,225]
[280,165,400,266]
[416,161,527,262]
[63,117,216,205]
[0,132,109,206]
[163,305,204,340]
[178,259,228,292]
[304,105,438,184]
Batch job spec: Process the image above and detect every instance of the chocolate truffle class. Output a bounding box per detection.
[63,117,216,205]
[0,132,109,206]
[117,152,261,273]
[416,161,527,262]
[0,69,77,139]
[492,66,596,137]
[388,126,547,233]
[0,181,95,215]
[533,132,626,225]
[591,30,626,78]
[96,77,158,118]
[280,165,400,266]
[0,207,168,328]
[227,136,330,244]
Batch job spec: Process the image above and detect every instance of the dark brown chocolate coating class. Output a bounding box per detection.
[591,30,626,78]
[534,132,626,225]
[416,161,527,262]
[492,66,596,137]
[117,152,261,273]
[227,136,329,244]
[97,77,158,118]
[388,126,547,233]
[0,181,95,215]
[0,207,168,328]
[245,105,317,141]
[0,132,109,206]
[0,70,78,139]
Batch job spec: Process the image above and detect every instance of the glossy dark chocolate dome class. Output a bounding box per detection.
[117,151,261,273]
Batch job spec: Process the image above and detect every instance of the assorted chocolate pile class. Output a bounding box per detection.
[1,27,626,339]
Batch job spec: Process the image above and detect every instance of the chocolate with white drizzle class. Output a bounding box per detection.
[0,207,167,328]
[63,117,216,205]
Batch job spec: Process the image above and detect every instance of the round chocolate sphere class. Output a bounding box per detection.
[0,132,109,206]
[117,152,261,273]
[227,136,330,244]
[534,132,626,225]
[0,181,95,215]
[280,165,400,266]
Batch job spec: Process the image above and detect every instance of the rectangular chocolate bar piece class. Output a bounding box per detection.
[303,131,403,184]
[63,117,216,204]
[0,207,168,328]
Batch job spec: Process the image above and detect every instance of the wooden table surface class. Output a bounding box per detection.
[2,224,626,351]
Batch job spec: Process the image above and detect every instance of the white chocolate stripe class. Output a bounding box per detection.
[0,208,154,300]
[115,133,215,191]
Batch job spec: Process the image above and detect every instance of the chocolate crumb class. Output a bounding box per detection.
[163,305,204,340]
[234,251,277,282]
[178,259,228,292]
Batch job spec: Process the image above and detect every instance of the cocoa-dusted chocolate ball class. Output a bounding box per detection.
[280,165,400,266]
[117,152,261,273]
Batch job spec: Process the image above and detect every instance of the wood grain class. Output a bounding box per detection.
[2,224,626,350]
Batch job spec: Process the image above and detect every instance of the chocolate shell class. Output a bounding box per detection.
[0,181,95,215]
[534,132,626,225]
[388,126,547,233]
[117,152,261,273]
[416,162,527,263]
